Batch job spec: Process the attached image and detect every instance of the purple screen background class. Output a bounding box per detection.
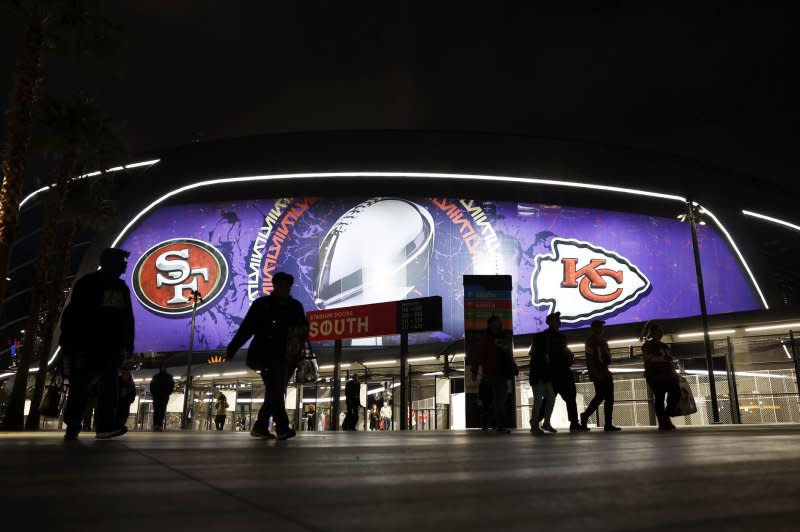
[119,197,760,353]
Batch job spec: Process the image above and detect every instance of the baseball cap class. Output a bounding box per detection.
[272,271,294,285]
[545,311,561,324]
[99,247,130,264]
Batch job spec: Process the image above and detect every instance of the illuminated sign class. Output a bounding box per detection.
[308,301,396,341]
[207,355,226,365]
[532,238,651,322]
[464,275,513,401]
[307,296,443,341]
[119,196,760,353]
[314,198,435,309]
[132,238,229,315]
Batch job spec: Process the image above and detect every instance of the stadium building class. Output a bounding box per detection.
[2,131,799,432]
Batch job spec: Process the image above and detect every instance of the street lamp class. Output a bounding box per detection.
[182,290,202,429]
[681,201,720,423]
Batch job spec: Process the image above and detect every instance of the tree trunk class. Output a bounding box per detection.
[0,20,45,308]
[25,220,76,430]
[3,156,74,430]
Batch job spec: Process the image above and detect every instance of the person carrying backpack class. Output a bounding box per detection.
[226,272,308,440]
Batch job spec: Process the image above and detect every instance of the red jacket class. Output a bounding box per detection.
[471,332,515,380]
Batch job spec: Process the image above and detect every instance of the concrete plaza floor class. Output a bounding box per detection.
[1,425,799,531]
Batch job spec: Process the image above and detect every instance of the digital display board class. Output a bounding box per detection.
[119,196,760,353]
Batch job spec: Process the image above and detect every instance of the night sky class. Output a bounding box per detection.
[1,6,798,192]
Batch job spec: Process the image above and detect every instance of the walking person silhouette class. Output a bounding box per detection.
[61,248,135,441]
[226,272,307,440]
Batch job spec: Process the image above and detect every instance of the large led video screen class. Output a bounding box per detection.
[119,196,760,353]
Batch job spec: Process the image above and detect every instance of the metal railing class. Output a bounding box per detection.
[8,329,800,431]
[514,330,800,428]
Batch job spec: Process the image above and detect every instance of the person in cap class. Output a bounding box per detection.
[226,271,308,440]
[61,248,135,440]
[579,320,621,431]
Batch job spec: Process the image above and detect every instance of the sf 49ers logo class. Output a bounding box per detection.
[132,238,229,315]
[531,238,650,323]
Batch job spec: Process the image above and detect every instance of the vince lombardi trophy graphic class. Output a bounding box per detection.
[313,198,435,312]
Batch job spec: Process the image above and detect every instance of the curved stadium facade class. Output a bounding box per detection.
[2,131,799,430]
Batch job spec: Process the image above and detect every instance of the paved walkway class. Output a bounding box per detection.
[1,425,799,531]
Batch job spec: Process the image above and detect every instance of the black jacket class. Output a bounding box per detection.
[530,328,571,382]
[59,271,135,359]
[150,372,175,399]
[226,294,308,370]
[345,379,360,406]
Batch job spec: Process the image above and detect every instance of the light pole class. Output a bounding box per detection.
[182,290,202,429]
[685,201,720,423]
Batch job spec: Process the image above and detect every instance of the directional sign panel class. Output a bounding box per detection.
[307,296,443,341]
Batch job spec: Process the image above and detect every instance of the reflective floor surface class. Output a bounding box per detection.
[1,425,799,531]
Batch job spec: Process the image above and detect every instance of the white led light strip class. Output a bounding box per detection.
[407,356,437,363]
[18,159,160,209]
[109,171,686,247]
[677,329,737,338]
[698,206,769,309]
[742,210,800,233]
[0,346,61,380]
[18,186,50,209]
[362,360,398,367]
[745,322,800,333]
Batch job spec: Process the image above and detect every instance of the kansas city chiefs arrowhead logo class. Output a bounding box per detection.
[531,238,650,323]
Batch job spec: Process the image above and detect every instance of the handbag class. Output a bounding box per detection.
[40,370,65,418]
[500,350,516,378]
[294,340,319,384]
[668,376,698,417]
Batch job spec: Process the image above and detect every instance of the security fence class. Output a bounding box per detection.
[13,329,800,432]
[516,330,800,428]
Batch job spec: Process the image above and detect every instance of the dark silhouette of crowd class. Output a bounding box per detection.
[55,250,688,441]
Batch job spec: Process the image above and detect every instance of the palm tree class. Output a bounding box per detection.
[0,0,119,307]
[25,176,117,429]
[3,94,123,430]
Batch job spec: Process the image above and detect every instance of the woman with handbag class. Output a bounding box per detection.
[641,321,681,431]
[213,394,229,430]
